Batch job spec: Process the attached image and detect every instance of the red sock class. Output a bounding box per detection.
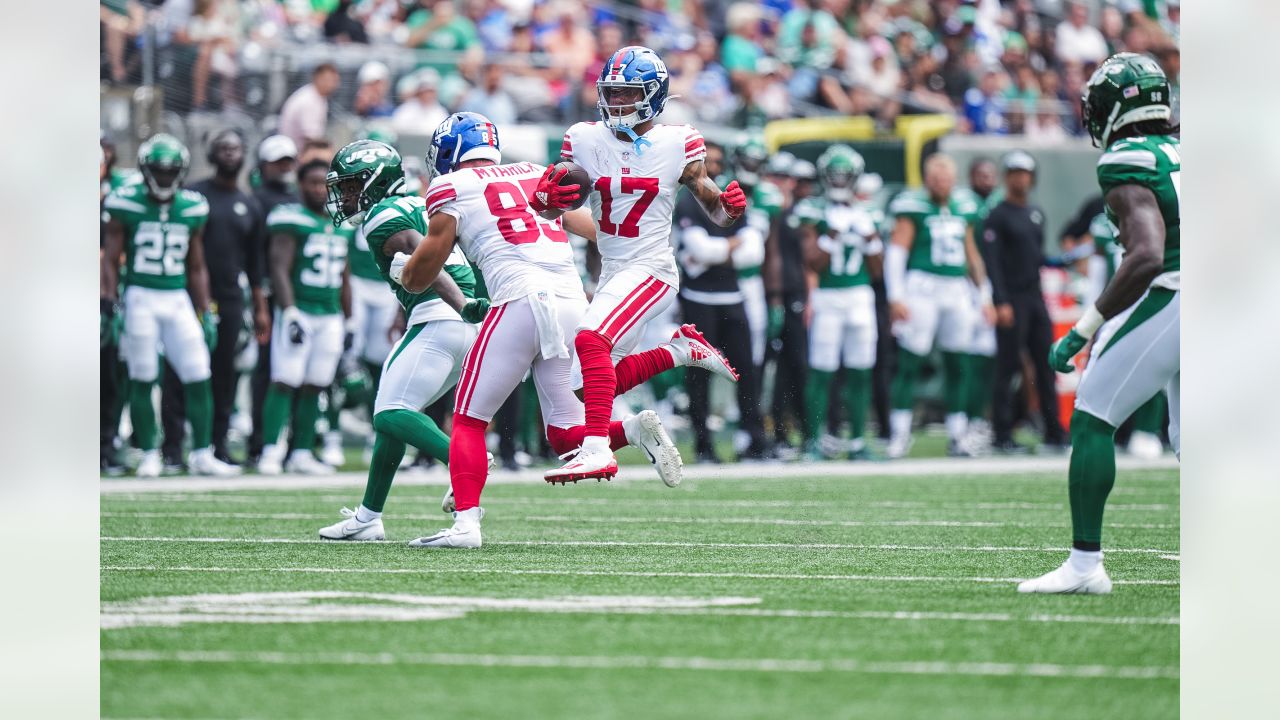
[448,413,490,511]
[546,421,629,455]
[615,346,675,395]
[575,330,616,439]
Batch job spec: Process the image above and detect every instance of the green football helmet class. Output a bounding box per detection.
[326,139,407,225]
[137,133,190,202]
[817,144,865,202]
[731,134,769,188]
[1082,52,1172,147]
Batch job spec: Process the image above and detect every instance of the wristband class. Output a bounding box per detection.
[1074,305,1105,339]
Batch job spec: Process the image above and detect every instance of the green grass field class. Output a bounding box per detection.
[101,461,1179,719]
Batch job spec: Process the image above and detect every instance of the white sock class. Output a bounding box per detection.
[455,507,483,527]
[582,435,611,453]
[890,409,913,439]
[1068,548,1102,574]
[849,437,866,453]
[355,505,381,523]
[945,412,969,442]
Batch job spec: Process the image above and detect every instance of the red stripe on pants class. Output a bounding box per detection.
[596,277,658,342]
[607,282,669,343]
[455,304,506,417]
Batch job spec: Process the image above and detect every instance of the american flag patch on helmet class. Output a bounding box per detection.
[1123,85,1140,98]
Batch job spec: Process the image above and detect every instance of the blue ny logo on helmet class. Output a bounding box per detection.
[427,112,502,178]
[597,46,670,131]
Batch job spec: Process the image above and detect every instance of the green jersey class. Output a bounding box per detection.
[103,185,209,291]
[267,203,352,316]
[348,224,385,282]
[360,194,477,315]
[1088,213,1124,281]
[800,198,879,289]
[1096,134,1180,282]
[888,189,980,278]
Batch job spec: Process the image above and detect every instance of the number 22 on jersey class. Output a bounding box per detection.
[595,176,659,238]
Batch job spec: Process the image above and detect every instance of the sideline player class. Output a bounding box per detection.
[101,134,240,477]
[257,160,353,475]
[317,139,481,541]
[800,145,883,460]
[544,45,745,482]
[393,112,730,547]
[1019,53,1179,594]
[884,153,996,459]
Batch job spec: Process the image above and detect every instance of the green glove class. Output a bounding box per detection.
[201,311,219,351]
[460,298,491,324]
[1049,329,1088,373]
[767,305,785,340]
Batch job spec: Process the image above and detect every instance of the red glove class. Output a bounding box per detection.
[528,165,581,214]
[719,180,746,220]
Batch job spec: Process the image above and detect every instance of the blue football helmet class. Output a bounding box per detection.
[597,46,670,131]
[426,111,502,178]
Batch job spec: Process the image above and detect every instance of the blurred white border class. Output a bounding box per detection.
[0,3,101,717]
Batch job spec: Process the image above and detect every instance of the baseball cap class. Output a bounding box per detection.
[1003,150,1036,173]
[358,61,390,85]
[258,134,298,163]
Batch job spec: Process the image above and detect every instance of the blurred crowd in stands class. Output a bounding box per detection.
[101,0,1180,136]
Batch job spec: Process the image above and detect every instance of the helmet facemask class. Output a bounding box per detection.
[597,82,656,130]
[142,161,185,202]
[326,170,378,226]
[823,167,857,203]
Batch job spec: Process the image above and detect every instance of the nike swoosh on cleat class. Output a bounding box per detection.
[642,445,657,465]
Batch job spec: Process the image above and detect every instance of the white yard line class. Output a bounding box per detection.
[102,494,1176,513]
[100,455,1179,494]
[100,565,1178,586]
[99,649,1178,680]
[99,536,1178,555]
[100,511,1174,530]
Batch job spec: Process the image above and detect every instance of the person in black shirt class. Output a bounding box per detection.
[674,142,767,462]
[162,129,269,465]
[983,152,1067,452]
[247,135,299,463]
[765,158,818,451]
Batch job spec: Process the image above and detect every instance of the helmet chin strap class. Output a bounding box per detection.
[617,124,652,156]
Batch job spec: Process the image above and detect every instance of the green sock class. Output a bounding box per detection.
[323,386,341,430]
[844,368,871,443]
[966,354,995,420]
[294,387,322,452]
[129,380,158,451]
[803,369,834,443]
[941,351,970,415]
[891,350,925,410]
[361,431,406,512]
[184,379,214,449]
[262,385,294,447]
[1068,411,1118,549]
[372,408,451,464]
[1131,393,1166,435]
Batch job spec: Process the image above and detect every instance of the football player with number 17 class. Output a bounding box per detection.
[394,112,709,548]
[542,45,746,483]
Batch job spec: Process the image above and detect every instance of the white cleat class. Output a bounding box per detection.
[666,324,739,382]
[135,450,163,478]
[624,410,683,487]
[286,450,336,475]
[258,444,286,475]
[318,507,385,541]
[321,431,346,467]
[1127,431,1163,459]
[885,434,913,460]
[544,444,619,484]
[1017,560,1113,595]
[407,507,484,548]
[188,448,242,477]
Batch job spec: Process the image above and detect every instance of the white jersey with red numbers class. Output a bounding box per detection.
[560,121,707,287]
[425,161,584,305]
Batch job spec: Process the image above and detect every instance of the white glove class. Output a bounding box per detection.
[389,252,411,286]
[281,305,307,345]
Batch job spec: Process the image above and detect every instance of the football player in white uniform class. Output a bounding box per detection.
[541,45,746,482]
[394,112,714,548]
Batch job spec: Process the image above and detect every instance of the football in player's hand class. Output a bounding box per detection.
[551,161,590,210]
